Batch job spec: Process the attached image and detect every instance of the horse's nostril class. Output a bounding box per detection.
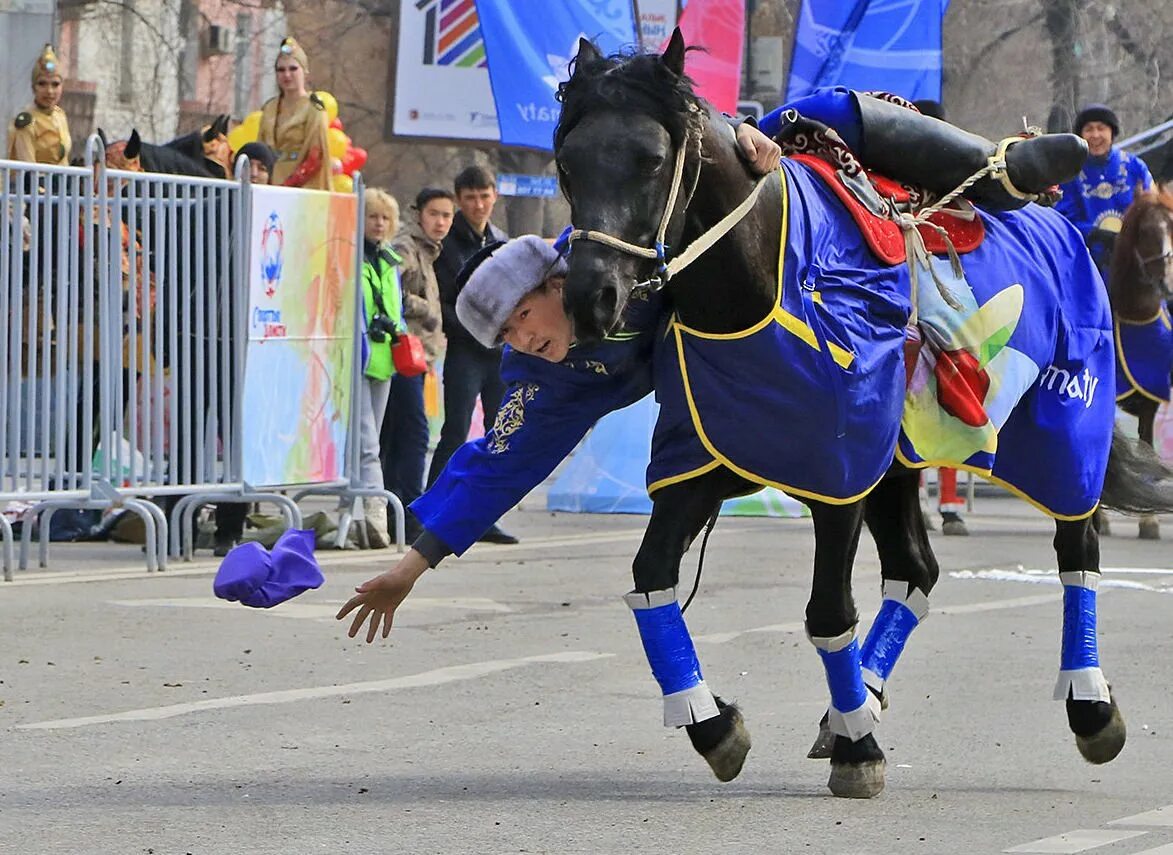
[593,287,618,331]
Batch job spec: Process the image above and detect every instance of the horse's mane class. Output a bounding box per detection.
[1109,188,1173,296]
[554,48,705,154]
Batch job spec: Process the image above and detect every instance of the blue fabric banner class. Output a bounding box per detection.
[786,0,950,102]
[474,0,639,150]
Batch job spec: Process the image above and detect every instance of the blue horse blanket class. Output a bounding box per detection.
[1115,305,1173,404]
[648,157,1115,519]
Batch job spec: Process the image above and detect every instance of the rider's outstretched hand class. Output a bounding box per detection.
[336,549,430,643]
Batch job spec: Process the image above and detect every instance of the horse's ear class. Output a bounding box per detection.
[214,114,229,136]
[661,27,686,77]
[201,123,217,143]
[573,37,601,73]
[125,130,141,160]
[97,127,108,147]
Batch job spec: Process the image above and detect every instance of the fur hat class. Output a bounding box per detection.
[235,142,276,175]
[276,36,309,74]
[32,44,61,85]
[1074,104,1119,138]
[213,528,323,608]
[456,235,567,348]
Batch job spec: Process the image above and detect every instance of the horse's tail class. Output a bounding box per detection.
[1099,426,1173,515]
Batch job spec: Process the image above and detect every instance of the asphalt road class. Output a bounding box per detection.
[1,495,1171,855]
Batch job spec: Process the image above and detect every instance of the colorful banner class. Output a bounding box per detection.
[674,0,744,114]
[786,0,949,102]
[391,0,501,142]
[241,186,358,487]
[476,0,638,151]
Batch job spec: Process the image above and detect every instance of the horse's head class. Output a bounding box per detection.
[201,115,232,178]
[554,30,705,341]
[103,129,143,172]
[1111,188,1173,307]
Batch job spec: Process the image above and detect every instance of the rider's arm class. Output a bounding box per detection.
[410,353,653,563]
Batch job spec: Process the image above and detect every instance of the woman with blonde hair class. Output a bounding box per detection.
[358,187,404,546]
[257,37,332,189]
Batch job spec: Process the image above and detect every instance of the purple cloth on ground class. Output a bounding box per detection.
[213,528,323,608]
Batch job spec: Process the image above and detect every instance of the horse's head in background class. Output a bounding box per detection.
[554,31,708,341]
[199,115,232,178]
[99,128,144,173]
[98,125,226,178]
[1110,188,1173,317]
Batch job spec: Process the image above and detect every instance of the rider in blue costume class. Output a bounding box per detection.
[337,92,1087,640]
[1055,104,1154,280]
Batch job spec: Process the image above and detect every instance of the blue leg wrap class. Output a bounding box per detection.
[1053,571,1110,702]
[811,628,880,741]
[626,589,719,726]
[859,586,929,691]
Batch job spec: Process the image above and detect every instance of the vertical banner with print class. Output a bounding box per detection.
[392,0,500,141]
[241,186,358,487]
[475,0,639,151]
[786,0,950,102]
[674,0,744,113]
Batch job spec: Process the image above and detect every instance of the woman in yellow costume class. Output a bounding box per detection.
[8,44,71,165]
[257,37,332,189]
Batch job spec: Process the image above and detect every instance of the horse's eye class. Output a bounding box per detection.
[637,155,665,174]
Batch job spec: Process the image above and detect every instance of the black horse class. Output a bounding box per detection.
[554,31,1173,798]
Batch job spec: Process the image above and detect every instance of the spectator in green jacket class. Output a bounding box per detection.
[360,187,405,547]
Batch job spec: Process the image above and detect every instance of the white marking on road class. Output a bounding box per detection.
[1130,845,1173,855]
[107,596,512,620]
[16,651,613,731]
[950,569,1172,593]
[695,621,805,644]
[1003,829,1147,853]
[1109,805,1173,827]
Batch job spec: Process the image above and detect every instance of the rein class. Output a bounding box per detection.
[567,126,773,291]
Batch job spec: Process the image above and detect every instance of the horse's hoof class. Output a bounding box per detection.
[1138,516,1160,540]
[808,714,833,760]
[828,759,886,798]
[687,698,751,782]
[1075,701,1127,764]
[942,518,969,536]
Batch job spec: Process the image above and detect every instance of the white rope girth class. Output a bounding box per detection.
[568,129,772,289]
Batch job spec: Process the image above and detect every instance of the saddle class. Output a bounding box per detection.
[792,153,986,266]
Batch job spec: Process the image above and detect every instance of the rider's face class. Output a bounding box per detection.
[1080,121,1113,158]
[500,278,574,363]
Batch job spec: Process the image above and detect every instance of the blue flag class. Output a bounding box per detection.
[786,0,950,102]
[475,0,639,150]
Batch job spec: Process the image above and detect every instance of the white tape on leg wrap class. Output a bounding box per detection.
[1053,667,1111,703]
[879,581,931,621]
[827,691,882,741]
[662,682,720,727]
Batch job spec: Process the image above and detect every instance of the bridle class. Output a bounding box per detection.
[565,122,773,292]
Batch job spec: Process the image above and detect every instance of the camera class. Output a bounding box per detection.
[368,313,398,343]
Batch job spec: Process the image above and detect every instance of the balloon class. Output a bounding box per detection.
[227,110,262,152]
[331,157,344,175]
[315,90,339,124]
[334,174,353,193]
[327,128,349,161]
[348,146,367,171]
[329,117,343,131]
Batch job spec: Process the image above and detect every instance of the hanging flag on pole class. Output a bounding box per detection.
[672,0,744,113]
[785,0,950,102]
[474,0,639,150]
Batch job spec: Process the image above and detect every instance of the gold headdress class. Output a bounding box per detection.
[276,37,309,74]
[32,44,62,85]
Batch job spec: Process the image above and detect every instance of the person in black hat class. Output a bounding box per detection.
[234,141,277,185]
[1055,104,1154,279]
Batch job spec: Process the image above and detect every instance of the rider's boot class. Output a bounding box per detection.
[854,94,1089,211]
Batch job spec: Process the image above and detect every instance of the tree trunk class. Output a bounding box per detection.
[1043,0,1082,133]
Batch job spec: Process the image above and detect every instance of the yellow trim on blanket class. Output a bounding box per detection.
[671,166,855,366]
[674,326,881,505]
[1115,306,1170,327]
[1114,318,1170,404]
[893,446,1098,521]
[647,458,723,496]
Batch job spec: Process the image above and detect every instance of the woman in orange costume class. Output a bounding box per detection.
[7,44,71,165]
[257,37,332,190]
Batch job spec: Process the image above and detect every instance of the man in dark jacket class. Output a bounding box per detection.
[429,164,518,543]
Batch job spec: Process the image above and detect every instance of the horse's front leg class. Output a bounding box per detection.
[627,466,751,782]
[1135,398,1161,539]
[808,467,938,760]
[807,498,886,798]
[1053,518,1127,763]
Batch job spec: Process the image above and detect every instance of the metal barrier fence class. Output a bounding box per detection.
[0,139,401,580]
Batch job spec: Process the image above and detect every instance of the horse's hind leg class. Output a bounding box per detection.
[807,499,886,798]
[809,467,938,760]
[1053,518,1127,763]
[628,467,752,782]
